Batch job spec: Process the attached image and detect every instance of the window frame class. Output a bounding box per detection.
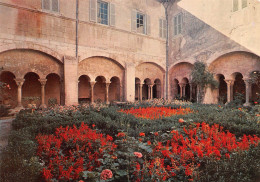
[136,11,146,34]
[159,18,166,39]
[97,0,109,25]
[42,0,60,13]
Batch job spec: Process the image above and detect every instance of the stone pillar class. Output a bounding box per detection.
[105,82,111,104]
[39,79,47,108]
[189,83,193,101]
[14,78,24,109]
[137,84,140,101]
[125,63,135,102]
[139,84,143,101]
[244,79,251,106]
[149,84,153,100]
[90,81,96,104]
[225,79,234,103]
[179,83,186,98]
[64,56,78,105]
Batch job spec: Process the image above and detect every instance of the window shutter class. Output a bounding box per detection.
[174,16,177,36]
[242,0,247,9]
[159,19,163,38]
[131,10,137,32]
[90,0,97,22]
[146,14,151,35]
[51,0,59,12]
[163,19,166,38]
[233,0,238,11]
[110,3,115,26]
[42,0,50,10]
[178,14,182,34]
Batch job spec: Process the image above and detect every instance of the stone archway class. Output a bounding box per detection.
[216,74,227,104]
[22,72,41,108]
[136,62,165,99]
[109,77,121,102]
[135,78,141,101]
[0,71,17,108]
[94,76,106,103]
[153,79,162,99]
[250,71,260,103]
[78,75,91,104]
[232,72,246,103]
[46,73,61,106]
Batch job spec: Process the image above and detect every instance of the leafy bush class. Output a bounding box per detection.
[0,104,10,117]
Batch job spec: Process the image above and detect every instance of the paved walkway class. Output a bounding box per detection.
[0,118,13,153]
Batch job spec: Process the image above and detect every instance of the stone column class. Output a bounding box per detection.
[244,79,251,106]
[179,83,186,98]
[137,84,140,101]
[225,79,234,103]
[14,78,24,109]
[139,84,143,101]
[189,83,193,101]
[39,79,47,108]
[149,84,153,100]
[90,81,96,104]
[105,82,111,104]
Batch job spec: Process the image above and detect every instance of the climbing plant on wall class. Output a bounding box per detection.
[191,61,218,103]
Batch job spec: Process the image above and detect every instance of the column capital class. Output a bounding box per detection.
[14,78,25,87]
[224,79,234,86]
[39,79,47,86]
[105,82,111,87]
[90,81,96,87]
[179,83,186,87]
[148,84,154,88]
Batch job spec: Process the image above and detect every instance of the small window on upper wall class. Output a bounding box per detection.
[233,0,239,11]
[242,0,247,9]
[174,13,182,36]
[89,0,116,26]
[42,0,59,12]
[131,10,150,35]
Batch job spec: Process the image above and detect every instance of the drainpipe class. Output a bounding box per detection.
[76,0,79,58]
[165,7,169,100]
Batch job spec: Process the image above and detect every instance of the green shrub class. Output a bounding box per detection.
[0,104,9,117]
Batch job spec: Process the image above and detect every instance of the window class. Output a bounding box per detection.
[89,0,115,26]
[159,19,166,39]
[174,13,182,36]
[97,1,109,25]
[242,0,247,9]
[42,0,59,12]
[233,0,239,11]
[131,10,150,35]
[137,12,145,34]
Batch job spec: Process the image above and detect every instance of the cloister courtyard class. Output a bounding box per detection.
[1,0,260,181]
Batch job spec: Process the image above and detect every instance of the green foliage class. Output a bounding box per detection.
[48,98,58,107]
[0,103,260,181]
[191,61,218,103]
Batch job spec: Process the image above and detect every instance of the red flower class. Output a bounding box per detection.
[154,132,159,136]
[134,152,143,158]
[147,141,151,145]
[117,132,125,137]
[100,169,113,180]
[139,132,145,137]
[179,118,185,123]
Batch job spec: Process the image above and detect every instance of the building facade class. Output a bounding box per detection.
[0,0,259,110]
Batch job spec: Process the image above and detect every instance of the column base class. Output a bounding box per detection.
[243,102,251,107]
[39,104,47,109]
[10,106,24,115]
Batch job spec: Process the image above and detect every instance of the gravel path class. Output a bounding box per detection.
[0,118,13,153]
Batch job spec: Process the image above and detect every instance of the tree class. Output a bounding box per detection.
[191,61,218,103]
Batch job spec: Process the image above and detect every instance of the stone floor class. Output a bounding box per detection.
[0,118,13,153]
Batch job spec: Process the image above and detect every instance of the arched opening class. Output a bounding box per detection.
[78,75,91,104]
[22,72,41,107]
[143,78,151,100]
[250,71,260,103]
[109,77,120,102]
[181,78,190,100]
[153,79,161,99]
[216,74,227,104]
[0,71,17,108]
[172,79,180,99]
[135,78,141,100]
[94,76,106,102]
[45,73,61,106]
[233,72,246,103]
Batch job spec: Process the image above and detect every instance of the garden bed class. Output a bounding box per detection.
[0,103,260,182]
